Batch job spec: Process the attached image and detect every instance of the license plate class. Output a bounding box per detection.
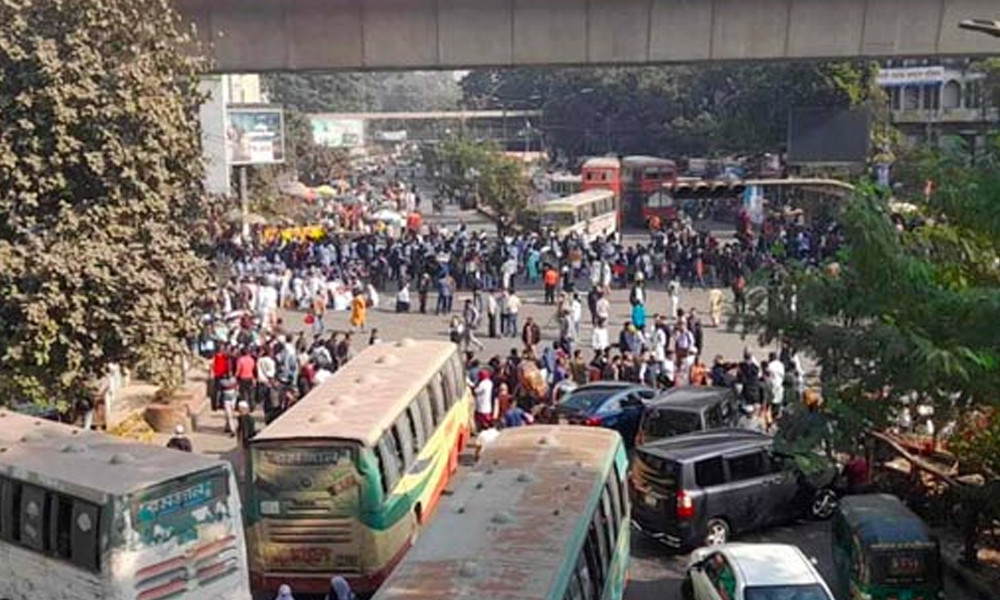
[643,494,657,508]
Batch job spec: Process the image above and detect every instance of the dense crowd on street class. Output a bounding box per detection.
[195,159,844,447]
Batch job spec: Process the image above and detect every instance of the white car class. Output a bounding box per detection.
[682,543,835,600]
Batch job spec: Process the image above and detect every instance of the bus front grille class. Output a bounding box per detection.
[264,518,353,545]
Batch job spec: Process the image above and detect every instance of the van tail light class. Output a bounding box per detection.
[584,417,602,426]
[676,490,695,520]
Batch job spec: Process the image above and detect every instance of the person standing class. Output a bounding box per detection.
[235,348,256,410]
[543,265,559,305]
[256,349,276,415]
[325,577,355,600]
[473,370,494,432]
[766,351,786,418]
[709,288,725,327]
[667,278,681,322]
[219,373,239,436]
[311,290,327,337]
[417,273,431,314]
[506,289,522,338]
[350,291,367,331]
[521,316,541,349]
[732,273,747,315]
[236,401,256,448]
[210,346,231,411]
[485,289,499,338]
[570,293,583,340]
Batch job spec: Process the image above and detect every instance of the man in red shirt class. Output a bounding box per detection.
[211,347,231,411]
[234,347,257,411]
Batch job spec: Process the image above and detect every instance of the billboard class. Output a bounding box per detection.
[310,116,365,148]
[787,108,870,165]
[876,66,945,87]
[227,105,285,165]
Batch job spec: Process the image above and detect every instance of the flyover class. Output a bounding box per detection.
[175,0,1000,72]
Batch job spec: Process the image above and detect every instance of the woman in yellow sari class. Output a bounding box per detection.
[350,292,367,330]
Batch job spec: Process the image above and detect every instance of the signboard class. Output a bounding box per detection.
[876,67,945,87]
[310,116,365,148]
[226,105,285,165]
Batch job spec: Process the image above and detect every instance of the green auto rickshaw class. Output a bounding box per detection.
[832,494,943,600]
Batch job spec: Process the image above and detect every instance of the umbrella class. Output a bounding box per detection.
[369,209,404,225]
[279,180,311,198]
[225,209,267,226]
[315,185,337,197]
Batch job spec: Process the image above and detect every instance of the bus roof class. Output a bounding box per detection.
[622,155,676,168]
[540,188,616,212]
[581,156,620,169]
[0,410,228,504]
[253,339,457,447]
[374,426,621,600]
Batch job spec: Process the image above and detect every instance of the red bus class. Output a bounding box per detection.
[581,157,622,224]
[621,156,678,226]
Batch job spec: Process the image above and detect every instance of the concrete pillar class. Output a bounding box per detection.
[198,75,231,196]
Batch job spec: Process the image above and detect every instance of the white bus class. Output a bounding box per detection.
[540,189,618,242]
[0,409,250,600]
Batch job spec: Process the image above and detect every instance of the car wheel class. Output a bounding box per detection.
[810,489,838,520]
[681,576,694,600]
[704,518,730,546]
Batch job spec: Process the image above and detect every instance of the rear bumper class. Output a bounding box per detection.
[631,516,697,550]
[250,539,411,595]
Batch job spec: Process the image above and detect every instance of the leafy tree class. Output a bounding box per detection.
[431,137,528,221]
[0,0,212,407]
[739,143,1000,452]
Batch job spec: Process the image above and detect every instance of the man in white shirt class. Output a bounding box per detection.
[595,292,611,324]
[506,291,522,338]
[766,351,786,417]
[473,371,494,432]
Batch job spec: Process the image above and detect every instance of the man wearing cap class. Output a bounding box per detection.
[166,425,193,452]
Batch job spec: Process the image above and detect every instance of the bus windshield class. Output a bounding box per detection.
[251,444,361,518]
[132,469,233,546]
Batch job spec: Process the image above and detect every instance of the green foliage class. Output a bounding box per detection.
[462,62,876,159]
[264,71,460,113]
[431,137,528,220]
[740,144,1000,453]
[0,0,212,405]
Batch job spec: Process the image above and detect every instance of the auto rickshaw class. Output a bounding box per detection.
[831,494,943,600]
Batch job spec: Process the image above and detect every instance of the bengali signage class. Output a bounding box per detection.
[136,480,215,522]
[876,66,946,87]
[262,448,352,467]
[310,116,365,148]
[226,105,286,165]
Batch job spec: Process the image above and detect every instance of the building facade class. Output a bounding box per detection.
[879,60,998,153]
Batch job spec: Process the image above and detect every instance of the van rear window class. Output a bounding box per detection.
[635,451,680,495]
[642,409,701,441]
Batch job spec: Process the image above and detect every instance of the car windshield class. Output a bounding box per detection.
[642,409,701,440]
[560,388,615,413]
[744,584,831,600]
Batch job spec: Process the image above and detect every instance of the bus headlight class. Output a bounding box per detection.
[260,500,280,515]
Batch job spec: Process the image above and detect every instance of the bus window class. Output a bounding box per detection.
[392,416,415,470]
[50,494,73,559]
[415,390,434,442]
[583,520,605,596]
[376,433,402,495]
[20,484,46,551]
[605,475,622,533]
[71,500,100,572]
[564,565,586,600]
[600,486,617,546]
[428,376,446,425]
[575,550,597,600]
[407,404,426,454]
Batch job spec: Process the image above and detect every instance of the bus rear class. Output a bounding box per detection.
[124,466,249,600]
[247,439,412,595]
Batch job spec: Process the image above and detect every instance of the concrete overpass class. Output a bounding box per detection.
[175,0,1000,72]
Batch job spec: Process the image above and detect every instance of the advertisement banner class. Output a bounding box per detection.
[227,105,286,165]
[310,116,365,148]
[876,67,945,87]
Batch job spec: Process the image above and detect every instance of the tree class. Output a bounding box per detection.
[431,137,528,221]
[0,0,212,408]
[739,142,1000,452]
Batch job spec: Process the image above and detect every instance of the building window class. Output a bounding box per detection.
[942,81,961,110]
[922,85,940,110]
[903,86,920,110]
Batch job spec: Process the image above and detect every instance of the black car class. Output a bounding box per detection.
[630,429,840,550]
[636,386,738,445]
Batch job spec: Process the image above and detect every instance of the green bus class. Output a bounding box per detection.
[372,425,631,600]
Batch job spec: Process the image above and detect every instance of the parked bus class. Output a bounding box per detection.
[581,157,622,199]
[622,156,678,226]
[372,425,631,600]
[0,409,250,600]
[540,189,618,242]
[246,339,473,595]
[550,173,583,197]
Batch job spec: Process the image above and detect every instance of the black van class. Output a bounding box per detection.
[636,387,738,445]
[630,429,840,550]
